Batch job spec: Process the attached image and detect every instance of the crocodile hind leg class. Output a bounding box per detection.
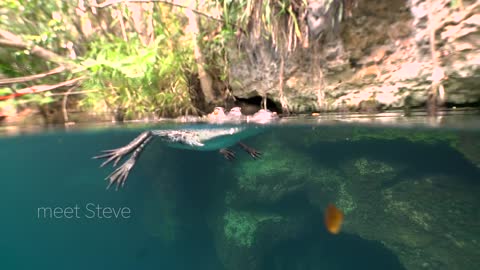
[93,131,153,190]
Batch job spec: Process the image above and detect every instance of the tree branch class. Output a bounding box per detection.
[62,85,78,123]
[0,29,77,69]
[0,77,84,101]
[93,0,224,24]
[0,66,66,86]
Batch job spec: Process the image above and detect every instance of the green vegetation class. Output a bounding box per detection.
[80,35,196,118]
[0,0,323,122]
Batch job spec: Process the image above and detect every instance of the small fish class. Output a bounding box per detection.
[324,203,344,234]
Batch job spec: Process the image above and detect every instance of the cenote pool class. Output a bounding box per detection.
[1,112,479,270]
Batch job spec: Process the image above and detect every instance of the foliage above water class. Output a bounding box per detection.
[80,34,197,118]
[0,0,229,119]
[0,0,344,120]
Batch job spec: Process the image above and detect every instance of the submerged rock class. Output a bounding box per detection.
[230,141,313,205]
[209,129,480,270]
[212,208,309,270]
[346,175,480,270]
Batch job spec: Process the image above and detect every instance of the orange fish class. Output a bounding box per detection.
[324,203,344,234]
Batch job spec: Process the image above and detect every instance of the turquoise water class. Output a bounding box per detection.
[1,117,479,270]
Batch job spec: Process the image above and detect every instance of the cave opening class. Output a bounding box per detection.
[233,95,280,114]
[261,227,406,270]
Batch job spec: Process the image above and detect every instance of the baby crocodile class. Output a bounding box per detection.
[207,107,278,123]
[94,125,264,190]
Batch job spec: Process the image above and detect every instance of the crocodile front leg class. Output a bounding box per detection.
[94,130,204,190]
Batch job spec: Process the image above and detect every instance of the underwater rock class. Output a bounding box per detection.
[212,208,309,270]
[305,166,356,215]
[217,129,480,270]
[337,164,480,269]
[454,133,480,168]
[385,176,479,269]
[227,139,314,206]
[298,126,480,170]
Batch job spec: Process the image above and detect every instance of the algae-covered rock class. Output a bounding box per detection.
[380,176,480,270]
[455,133,480,168]
[228,139,314,206]
[340,157,402,205]
[223,209,264,248]
[353,157,396,177]
[321,156,478,269]
[212,208,308,270]
[350,127,459,146]
[223,209,286,248]
[339,172,480,270]
[306,166,357,215]
[297,126,480,171]
[217,126,480,270]
[281,126,458,147]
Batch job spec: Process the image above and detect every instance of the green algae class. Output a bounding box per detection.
[234,143,313,202]
[351,128,459,147]
[311,167,343,186]
[223,209,283,248]
[223,209,257,247]
[354,158,395,176]
[383,188,433,231]
[335,182,357,214]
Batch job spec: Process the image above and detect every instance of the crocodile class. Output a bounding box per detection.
[94,108,278,190]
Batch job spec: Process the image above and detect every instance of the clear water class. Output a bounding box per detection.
[1,113,479,270]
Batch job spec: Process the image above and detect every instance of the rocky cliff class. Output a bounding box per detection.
[229,0,480,113]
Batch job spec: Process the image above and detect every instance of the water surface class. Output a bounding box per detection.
[1,112,479,270]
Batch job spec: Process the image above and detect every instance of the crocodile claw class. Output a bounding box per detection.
[219,148,236,161]
[238,142,261,159]
[93,146,130,167]
[93,131,153,190]
[105,157,135,190]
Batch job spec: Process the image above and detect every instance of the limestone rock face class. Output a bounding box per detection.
[229,0,480,112]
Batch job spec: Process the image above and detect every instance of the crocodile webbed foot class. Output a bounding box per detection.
[219,148,236,161]
[238,142,261,159]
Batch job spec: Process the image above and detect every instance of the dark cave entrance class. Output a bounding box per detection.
[248,187,407,270]
[261,227,406,270]
[233,95,280,114]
